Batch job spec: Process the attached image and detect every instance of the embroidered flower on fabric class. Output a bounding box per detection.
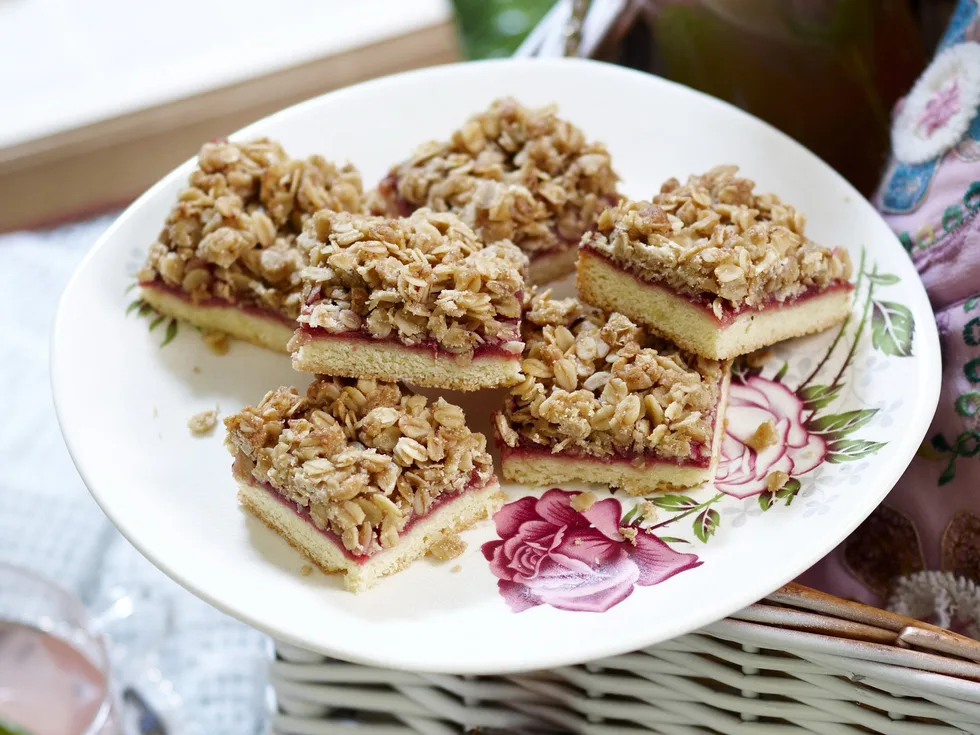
[892,42,980,164]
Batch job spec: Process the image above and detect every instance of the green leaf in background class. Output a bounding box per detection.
[452,0,554,59]
[871,300,914,357]
[620,504,640,526]
[652,494,700,511]
[148,314,166,332]
[866,272,900,287]
[126,298,145,316]
[773,361,789,383]
[0,721,37,735]
[137,302,155,318]
[758,491,774,511]
[693,508,720,543]
[826,439,887,463]
[658,536,690,544]
[798,383,843,412]
[807,408,877,438]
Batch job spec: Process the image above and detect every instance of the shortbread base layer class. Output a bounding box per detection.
[139,285,294,353]
[501,453,711,494]
[499,364,730,494]
[238,480,505,593]
[576,248,852,360]
[290,334,523,390]
[528,246,578,285]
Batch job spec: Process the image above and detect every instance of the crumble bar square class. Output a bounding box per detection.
[288,208,528,390]
[576,166,853,360]
[377,97,620,284]
[494,290,731,494]
[138,138,365,352]
[225,377,502,592]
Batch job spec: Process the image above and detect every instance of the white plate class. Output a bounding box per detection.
[52,59,941,674]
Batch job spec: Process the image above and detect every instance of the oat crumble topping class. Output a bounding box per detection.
[428,533,467,561]
[639,500,658,523]
[766,470,790,492]
[188,408,218,435]
[294,208,527,356]
[745,348,773,369]
[300,564,313,576]
[225,377,493,557]
[496,290,726,461]
[202,329,230,355]
[581,166,852,315]
[570,491,597,512]
[138,138,365,321]
[381,98,619,258]
[746,419,779,452]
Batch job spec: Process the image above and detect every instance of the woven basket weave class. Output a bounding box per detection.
[268,584,980,734]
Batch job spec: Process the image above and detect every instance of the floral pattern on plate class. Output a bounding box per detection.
[486,250,916,612]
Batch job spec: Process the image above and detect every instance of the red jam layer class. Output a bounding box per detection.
[292,325,520,361]
[499,437,713,469]
[581,246,854,327]
[247,470,491,564]
[139,280,296,327]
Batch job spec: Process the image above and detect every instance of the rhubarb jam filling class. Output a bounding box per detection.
[580,246,853,326]
[290,325,522,361]
[499,436,713,469]
[242,468,492,564]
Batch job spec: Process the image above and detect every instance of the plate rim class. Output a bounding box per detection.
[51,57,943,673]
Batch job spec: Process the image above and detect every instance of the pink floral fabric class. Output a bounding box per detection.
[800,1,980,623]
[482,489,701,613]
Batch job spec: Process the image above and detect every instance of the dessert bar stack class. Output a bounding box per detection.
[140,100,853,591]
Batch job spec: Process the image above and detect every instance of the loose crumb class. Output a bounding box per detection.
[639,500,658,524]
[571,491,597,512]
[188,408,219,435]
[192,366,201,374]
[620,527,638,545]
[428,533,467,561]
[300,564,313,576]
[202,329,230,355]
[451,564,462,574]
[746,419,778,452]
[766,470,790,492]
[745,348,773,369]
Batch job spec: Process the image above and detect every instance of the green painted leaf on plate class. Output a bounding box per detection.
[148,315,166,332]
[652,494,699,511]
[658,536,690,544]
[758,491,773,511]
[866,273,900,286]
[693,508,720,543]
[871,300,914,357]
[826,439,887,463]
[807,409,877,439]
[161,319,179,347]
[798,384,843,411]
[125,298,145,316]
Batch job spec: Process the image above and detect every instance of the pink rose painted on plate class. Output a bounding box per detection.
[714,376,826,499]
[482,489,701,613]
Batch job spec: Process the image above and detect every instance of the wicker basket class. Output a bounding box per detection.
[268,584,980,734]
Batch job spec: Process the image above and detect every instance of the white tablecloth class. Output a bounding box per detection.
[0,216,267,734]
